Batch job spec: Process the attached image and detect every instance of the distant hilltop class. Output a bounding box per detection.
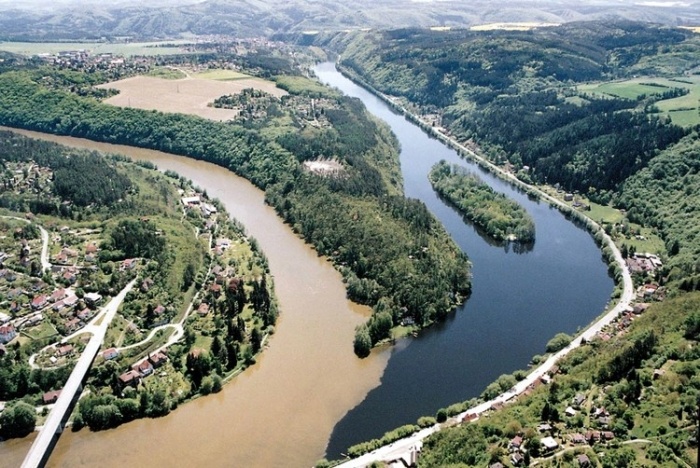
[1,0,700,41]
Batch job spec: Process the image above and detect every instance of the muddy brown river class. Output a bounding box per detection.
[0,128,391,468]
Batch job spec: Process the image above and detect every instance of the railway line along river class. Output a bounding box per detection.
[1,62,613,467]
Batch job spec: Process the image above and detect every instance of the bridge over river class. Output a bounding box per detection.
[21,280,136,468]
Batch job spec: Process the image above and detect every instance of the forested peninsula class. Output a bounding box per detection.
[429,161,535,243]
[0,56,471,355]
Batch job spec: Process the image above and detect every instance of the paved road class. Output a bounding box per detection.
[334,110,635,468]
[21,280,136,468]
[37,224,51,273]
[0,215,52,272]
[28,289,119,370]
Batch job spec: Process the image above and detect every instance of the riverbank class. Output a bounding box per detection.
[0,128,392,468]
[329,62,634,467]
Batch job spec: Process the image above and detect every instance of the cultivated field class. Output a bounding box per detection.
[469,22,560,31]
[97,75,287,121]
[578,76,700,127]
[0,40,191,56]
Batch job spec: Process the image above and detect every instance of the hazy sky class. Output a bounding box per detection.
[0,0,205,8]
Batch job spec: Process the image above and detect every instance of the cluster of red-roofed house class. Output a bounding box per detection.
[481,373,619,467]
[595,301,652,343]
[117,350,169,388]
[626,252,662,275]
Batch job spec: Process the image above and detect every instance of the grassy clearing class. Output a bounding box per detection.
[194,69,250,81]
[99,74,284,120]
[103,315,129,348]
[147,67,187,80]
[665,108,700,127]
[564,96,588,106]
[21,321,59,341]
[579,81,670,100]
[123,328,172,359]
[0,41,190,56]
[274,75,336,97]
[193,334,213,351]
[540,184,666,255]
[579,76,700,127]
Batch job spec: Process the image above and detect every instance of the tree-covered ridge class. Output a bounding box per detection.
[617,133,700,290]
[334,22,693,108]
[429,161,535,243]
[0,65,470,352]
[334,21,693,198]
[0,132,132,208]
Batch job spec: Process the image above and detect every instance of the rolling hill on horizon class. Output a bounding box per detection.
[0,0,699,41]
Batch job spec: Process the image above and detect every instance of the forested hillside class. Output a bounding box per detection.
[618,135,700,290]
[333,21,695,195]
[332,20,700,290]
[414,292,700,467]
[312,20,700,466]
[0,62,470,354]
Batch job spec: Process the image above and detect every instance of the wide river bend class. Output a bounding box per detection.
[0,62,613,467]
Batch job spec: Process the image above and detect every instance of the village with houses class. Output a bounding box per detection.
[0,141,276,433]
[461,294,663,468]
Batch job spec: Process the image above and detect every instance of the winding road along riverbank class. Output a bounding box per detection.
[324,63,633,467]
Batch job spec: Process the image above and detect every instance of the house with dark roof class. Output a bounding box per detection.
[511,453,524,466]
[103,348,119,360]
[133,359,154,377]
[118,370,141,387]
[148,351,168,368]
[509,435,523,452]
[56,344,74,357]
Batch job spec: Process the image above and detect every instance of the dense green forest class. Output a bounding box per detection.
[0,135,132,210]
[617,134,700,290]
[333,22,694,197]
[0,63,470,353]
[429,161,535,243]
[330,20,700,291]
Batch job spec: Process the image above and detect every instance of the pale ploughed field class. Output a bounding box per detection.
[97,75,287,121]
